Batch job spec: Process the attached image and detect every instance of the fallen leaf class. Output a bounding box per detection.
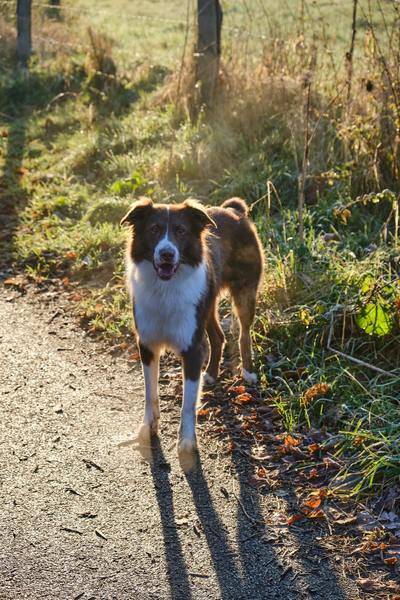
[305,509,325,519]
[384,556,398,566]
[3,276,26,289]
[234,393,253,404]
[304,496,322,510]
[65,250,78,260]
[69,293,83,302]
[283,434,300,447]
[334,515,357,526]
[302,382,330,405]
[287,514,303,525]
[257,466,267,478]
[308,443,321,453]
[197,408,210,417]
[226,441,235,453]
[232,385,246,394]
[308,468,319,479]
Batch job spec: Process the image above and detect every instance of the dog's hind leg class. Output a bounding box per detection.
[231,287,258,385]
[138,343,160,437]
[204,301,225,384]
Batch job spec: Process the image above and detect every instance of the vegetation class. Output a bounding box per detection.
[1,0,399,501]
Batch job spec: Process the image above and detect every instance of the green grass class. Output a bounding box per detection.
[1,0,399,498]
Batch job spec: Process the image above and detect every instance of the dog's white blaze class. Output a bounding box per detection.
[128,258,207,352]
[153,206,179,265]
[179,377,202,446]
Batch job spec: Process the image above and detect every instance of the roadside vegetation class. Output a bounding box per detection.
[1,0,399,512]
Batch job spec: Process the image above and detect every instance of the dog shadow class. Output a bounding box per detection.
[210,379,355,600]
[145,391,354,599]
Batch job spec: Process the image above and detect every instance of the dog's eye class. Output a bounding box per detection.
[149,223,161,235]
[174,225,187,236]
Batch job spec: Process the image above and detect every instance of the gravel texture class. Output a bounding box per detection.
[0,287,359,599]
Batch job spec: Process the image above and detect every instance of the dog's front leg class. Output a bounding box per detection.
[138,342,160,437]
[178,344,204,454]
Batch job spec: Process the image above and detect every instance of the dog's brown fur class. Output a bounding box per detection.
[122,197,263,454]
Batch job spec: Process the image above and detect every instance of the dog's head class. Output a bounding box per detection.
[121,198,216,281]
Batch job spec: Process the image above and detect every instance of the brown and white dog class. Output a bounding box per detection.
[121,197,263,457]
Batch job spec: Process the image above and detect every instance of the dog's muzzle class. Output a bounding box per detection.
[154,260,179,280]
[153,247,179,281]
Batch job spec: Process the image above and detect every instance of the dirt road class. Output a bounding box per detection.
[0,287,359,599]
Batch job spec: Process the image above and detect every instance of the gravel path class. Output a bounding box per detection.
[0,287,359,599]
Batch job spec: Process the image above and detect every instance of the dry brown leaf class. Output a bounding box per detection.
[283,434,300,447]
[384,556,398,566]
[302,382,330,406]
[305,509,325,519]
[257,466,267,478]
[232,385,246,394]
[65,250,78,260]
[235,393,253,404]
[308,443,321,453]
[226,441,235,453]
[287,514,303,525]
[304,496,322,510]
[197,408,210,417]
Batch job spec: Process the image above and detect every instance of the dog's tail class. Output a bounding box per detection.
[221,197,248,216]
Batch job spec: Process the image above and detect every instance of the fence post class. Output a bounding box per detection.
[47,0,62,20]
[196,0,223,107]
[16,0,32,68]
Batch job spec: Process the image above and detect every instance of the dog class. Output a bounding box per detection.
[121,197,263,458]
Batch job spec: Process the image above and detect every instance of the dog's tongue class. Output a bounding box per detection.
[157,263,176,280]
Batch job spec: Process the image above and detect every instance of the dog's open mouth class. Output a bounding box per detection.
[154,262,179,281]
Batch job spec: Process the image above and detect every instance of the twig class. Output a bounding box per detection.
[327,310,398,378]
[233,492,264,525]
[82,458,104,472]
[298,80,311,243]
[61,527,83,535]
[346,0,358,103]
[45,91,78,111]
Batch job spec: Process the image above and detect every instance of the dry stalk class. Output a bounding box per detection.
[346,0,358,104]
[298,80,311,244]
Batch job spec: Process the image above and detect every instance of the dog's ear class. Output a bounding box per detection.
[120,197,153,227]
[183,199,216,231]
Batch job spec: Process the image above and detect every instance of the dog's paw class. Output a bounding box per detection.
[136,423,152,445]
[177,437,197,472]
[203,372,216,386]
[137,419,158,443]
[242,369,258,385]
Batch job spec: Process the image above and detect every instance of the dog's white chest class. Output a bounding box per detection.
[128,260,207,352]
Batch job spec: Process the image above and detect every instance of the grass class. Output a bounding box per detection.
[1,0,399,500]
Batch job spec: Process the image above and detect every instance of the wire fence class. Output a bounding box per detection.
[1,0,397,74]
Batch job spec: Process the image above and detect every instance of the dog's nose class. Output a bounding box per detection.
[160,249,175,262]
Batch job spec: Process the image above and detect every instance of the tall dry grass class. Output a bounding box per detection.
[158,0,400,203]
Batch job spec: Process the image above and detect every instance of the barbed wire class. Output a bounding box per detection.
[0,0,276,41]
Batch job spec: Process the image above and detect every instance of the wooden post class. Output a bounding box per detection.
[196,0,223,107]
[47,0,62,20]
[16,0,32,68]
